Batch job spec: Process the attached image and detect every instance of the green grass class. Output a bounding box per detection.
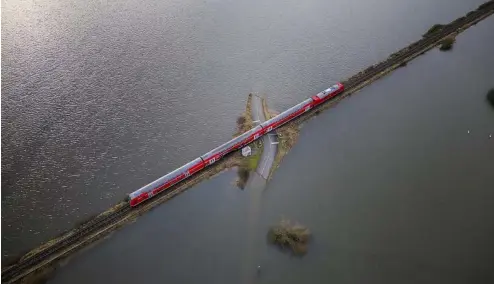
[241,140,263,171]
[245,149,261,170]
[236,142,263,189]
[423,24,444,37]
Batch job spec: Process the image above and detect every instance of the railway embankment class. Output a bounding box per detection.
[3,2,494,283]
[2,96,257,284]
[291,1,494,127]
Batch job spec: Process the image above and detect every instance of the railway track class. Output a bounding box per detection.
[1,205,132,283]
[295,1,494,125]
[343,5,494,88]
[2,2,493,283]
[1,152,240,283]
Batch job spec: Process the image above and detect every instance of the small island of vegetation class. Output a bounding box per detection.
[439,36,456,51]
[267,218,311,255]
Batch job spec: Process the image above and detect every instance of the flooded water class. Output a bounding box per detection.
[47,13,494,284]
[0,0,490,260]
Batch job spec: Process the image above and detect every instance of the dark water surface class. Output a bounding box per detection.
[47,13,494,284]
[1,0,490,259]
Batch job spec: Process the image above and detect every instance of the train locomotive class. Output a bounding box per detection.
[129,82,344,207]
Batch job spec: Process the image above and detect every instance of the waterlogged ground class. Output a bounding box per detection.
[46,13,494,284]
[1,0,489,259]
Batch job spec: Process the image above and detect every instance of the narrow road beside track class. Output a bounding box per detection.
[251,95,278,180]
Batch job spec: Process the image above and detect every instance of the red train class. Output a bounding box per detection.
[129,82,344,207]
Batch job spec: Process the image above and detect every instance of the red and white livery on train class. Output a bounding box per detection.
[128,82,344,207]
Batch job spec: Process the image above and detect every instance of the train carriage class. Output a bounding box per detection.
[129,157,205,207]
[129,82,344,207]
[200,125,264,166]
[261,98,313,132]
[200,134,246,166]
[311,83,344,106]
[241,125,264,145]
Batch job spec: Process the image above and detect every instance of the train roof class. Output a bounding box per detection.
[261,98,312,126]
[315,84,341,99]
[201,125,263,160]
[129,157,203,198]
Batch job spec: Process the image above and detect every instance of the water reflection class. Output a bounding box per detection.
[48,15,494,284]
[2,0,489,258]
